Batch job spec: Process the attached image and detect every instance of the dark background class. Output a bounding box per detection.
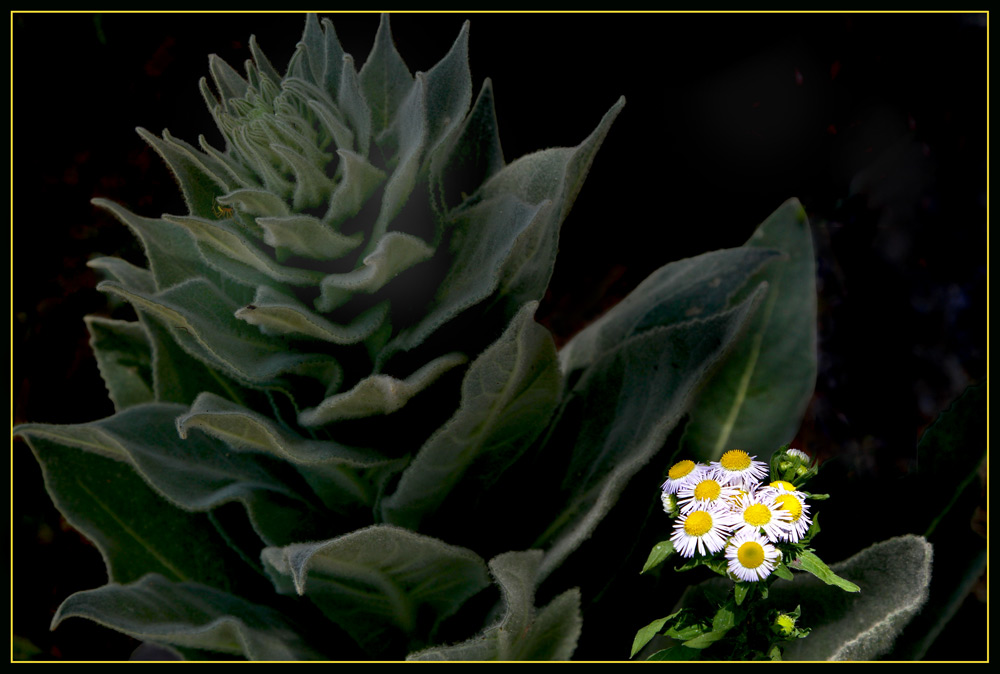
[12,12,987,661]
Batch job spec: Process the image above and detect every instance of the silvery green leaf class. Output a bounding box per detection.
[481,97,625,312]
[87,256,155,294]
[236,285,388,345]
[84,316,154,411]
[322,149,387,226]
[298,352,467,427]
[162,214,326,288]
[336,54,371,156]
[388,194,546,356]
[18,404,330,547]
[217,188,290,219]
[680,198,817,462]
[269,143,337,212]
[99,278,341,390]
[316,231,435,312]
[92,198,232,295]
[261,525,490,657]
[534,286,766,580]
[558,247,779,385]
[407,550,581,661]
[771,535,934,661]
[177,391,402,513]
[139,313,249,406]
[177,391,389,468]
[256,213,363,261]
[359,13,414,137]
[381,302,560,529]
[16,431,234,588]
[53,574,323,660]
[208,53,249,101]
[136,128,239,217]
[369,25,470,246]
[430,78,505,214]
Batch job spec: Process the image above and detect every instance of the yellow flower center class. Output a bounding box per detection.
[720,449,752,471]
[737,541,766,569]
[684,510,713,536]
[668,460,696,480]
[693,479,722,501]
[774,493,803,522]
[744,503,772,527]
[769,480,796,491]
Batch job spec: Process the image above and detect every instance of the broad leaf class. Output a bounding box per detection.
[261,525,490,657]
[680,198,817,462]
[19,404,331,547]
[775,535,933,661]
[381,302,560,529]
[16,432,234,589]
[53,574,323,660]
[533,286,767,580]
[407,550,582,661]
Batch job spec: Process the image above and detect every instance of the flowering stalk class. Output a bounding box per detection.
[631,445,859,661]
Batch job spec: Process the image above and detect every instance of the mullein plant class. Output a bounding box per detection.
[632,446,858,661]
[15,14,936,661]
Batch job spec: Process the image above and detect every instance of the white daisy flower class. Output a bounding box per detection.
[770,491,812,543]
[711,449,768,490]
[660,459,705,494]
[731,490,793,543]
[670,504,733,558]
[676,475,741,513]
[725,530,781,582]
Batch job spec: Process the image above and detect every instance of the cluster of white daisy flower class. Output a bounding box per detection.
[660,448,814,583]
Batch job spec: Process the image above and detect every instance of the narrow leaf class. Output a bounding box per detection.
[640,540,675,574]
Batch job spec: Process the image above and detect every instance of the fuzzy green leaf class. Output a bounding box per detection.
[388,194,546,356]
[84,316,155,411]
[298,352,466,427]
[359,13,414,137]
[534,286,767,580]
[262,525,490,657]
[99,278,342,391]
[53,574,322,660]
[162,214,325,288]
[559,247,779,384]
[236,285,388,345]
[18,404,330,547]
[92,198,233,296]
[680,198,817,462]
[16,432,234,588]
[316,231,435,312]
[769,535,933,661]
[430,78,505,213]
[136,128,239,217]
[381,302,560,529]
[407,550,581,661]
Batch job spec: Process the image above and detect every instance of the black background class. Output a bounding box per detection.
[12,11,987,661]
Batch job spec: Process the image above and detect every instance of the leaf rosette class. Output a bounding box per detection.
[90,14,624,432]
